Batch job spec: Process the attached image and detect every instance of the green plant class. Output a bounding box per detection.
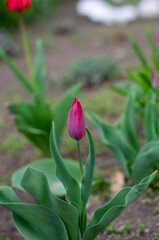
[0,123,157,240]
[0,41,80,156]
[110,29,159,112]
[87,91,159,183]
[136,219,145,236]
[63,56,119,87]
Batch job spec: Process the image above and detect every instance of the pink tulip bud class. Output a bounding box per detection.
[151,68,158,88]
[153,32,159,46]
[68,97,86,141]
[6,0,31,12]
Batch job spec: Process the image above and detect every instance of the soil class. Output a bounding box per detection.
[0,1,159,239]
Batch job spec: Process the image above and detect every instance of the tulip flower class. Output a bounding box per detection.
[151,68,158,88]
[68,97,86,175]
[68,97,86,141]
[6,0,31,12]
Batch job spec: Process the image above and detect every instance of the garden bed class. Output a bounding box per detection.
[0,1,159,239]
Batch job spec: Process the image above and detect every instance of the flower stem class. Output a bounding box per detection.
[19,12,35,90]
[77,141,83,176]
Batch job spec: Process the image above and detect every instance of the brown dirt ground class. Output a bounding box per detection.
[0,1,159,239]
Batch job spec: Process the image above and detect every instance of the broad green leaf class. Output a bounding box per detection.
[144,91,157,142]
[53,84,80,145]
[127,68,151,91]
[11,158,81,196]
[50,123,81,209]
[126,33,148,67]
[0,48,34,93]
[0,187,68,240]
[8,97,52,155]
[21,167,79,240]
[83,171,157,240]
[124,92,140,151]
[81,128,96,206]
[34,40,46,100]
[87,113,136,176]
[132,142,159,182]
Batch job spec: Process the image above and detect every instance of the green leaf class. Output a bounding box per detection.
[126,33,148,67]
[0,187,68,240]
[146,28,159,69]
[81,128,96,206]
[34,40,46,100]
[53,84,81,145]
[0,48,34,93]
[8,97,52,155]
[50,123,81,209]
[132,141,159,183]
[144,90,157,142]
[11,158,81,196]
[124,92,140,151]
[83,171,157,240]
[87,113,136,177]
[21,167,79,240]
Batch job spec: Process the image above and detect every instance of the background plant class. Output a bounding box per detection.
[0,41,80,156]
[63,56,119,87]
[88,90,159,183]
[110,29,159,111]
[0,123,157,240]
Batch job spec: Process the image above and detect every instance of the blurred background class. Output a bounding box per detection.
[0,0,159,176]
[0,0,159,238]
[0,0,159,181]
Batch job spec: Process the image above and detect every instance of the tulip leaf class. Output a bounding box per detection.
[126,33,148,67]
[34,40,46,100]
[0,187,68,240]
[81,128,96,206]
[53,84,81,145]
[124,91,140,152]
[144,91,157,142]
[11,158,81,196]
[8,97,52,155]
[132,141,159,183]
[21,167,79,240]
[83,171,157,240]
[50,123,81,209]
[87,113,136,177]
[146,28,159,69]
[0,48,34,93]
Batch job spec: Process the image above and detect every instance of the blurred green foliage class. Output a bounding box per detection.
[63,56,119,87]
[0,0,61,29]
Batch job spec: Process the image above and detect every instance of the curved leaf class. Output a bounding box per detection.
[144,90,157,142]
[21,167,79,240]
[87,113,136,176]
[132,141,159,182]
[83,171,157,240]
[0,187,68,240]
[11,158,81,196]
[124,92,140,151]
[50,123,81,209]
[81,128,96,206]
